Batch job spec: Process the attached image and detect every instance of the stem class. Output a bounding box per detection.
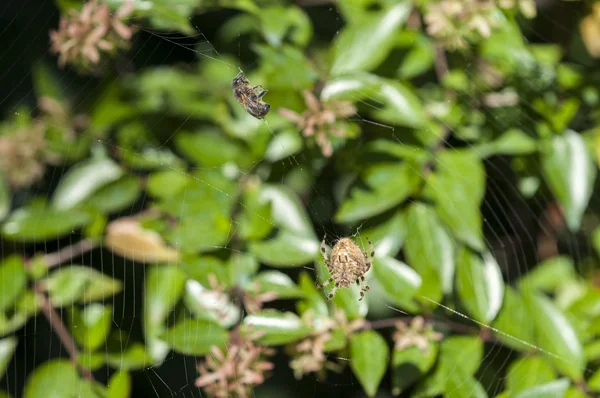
[33,285,95,381]
[423,47,453,176]
[42,238,98,268]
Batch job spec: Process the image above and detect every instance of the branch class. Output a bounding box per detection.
[42,238,98,268]
[423,47,453,176]
[33,285,95,381]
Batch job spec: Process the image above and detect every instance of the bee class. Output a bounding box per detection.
[232,68,270,119]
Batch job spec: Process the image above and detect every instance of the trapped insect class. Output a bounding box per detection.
[316,235,373,301]
[232,68,271,119]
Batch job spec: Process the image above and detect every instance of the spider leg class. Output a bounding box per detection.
[316,276,334,289]
[367,237,374,258]
[327,285,338,300]
[320,234,329,266]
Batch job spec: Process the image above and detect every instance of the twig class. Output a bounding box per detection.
[42,238,98,268]
[33,285,95,381]
[423,47,453,176]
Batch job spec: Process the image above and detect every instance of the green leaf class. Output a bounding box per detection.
[259,6,312,47]
[43,266,122,307]
[321,73,426,128]
[492,286,535,351]
[404,203,455,298]
[105,343,153,370]
[242,310,312,345]
[144,264,186,362]
[425,150,486,251]
[175,131,243,167]
[227,252,259,287]
[24,359,79,398]
[52,157,123,210]
[0,337,17,380]
[85,176,141,214]
[259,185,314,237]
[2,205,90,241]
[475,128,538,157]
[589,368,600,392]
[264,129,303,162]
[372,256,421,308]
[518,256,576,293]
[238,186,274,241]
[296,272,329,319]
[106,371,131,398]
[330,3,411,75]
[455,248,504,323]
[354,209,406,258]
[332,285,368,320]
[513,379,570,398]
[68,304,112,351]
[349,330,389,397]
[147,170,190,199]
[249,230,319,267]
[183,280,241,328]
[541,130,596,231]
[524,291,584,380]
[0,256,26,312]
[252,271,303,299]
[0,169,9,222]
[413,336,483,397]
[168,212,232,253]
[506,356,556,394]
[335,163,419,223]
[397,37,435,79]
[161,318,228,356]
[391,344,438,395]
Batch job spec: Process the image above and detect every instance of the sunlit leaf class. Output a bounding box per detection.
[0,337,17,380]
[455,248,504,323]
[252,271,303,299]
[85,176,141,214]
[249,230,319,267]
[475,128,538,157]
[513,379,570,398]
[52,157,123,210]
[144,264,187,362]
[424,150,486,251]
[404,203,455,298]
[506,356,556,394]
[524,291,585,380]
[242,310,312,345]
[330,3,411,75]
[518,256,577,293]
[68,304,112,352]
[183,280,240,328]
[492,286,535,351]
[372,256,421,308]
[2,204,90,242]
[106,371,131,398]
[0,256,26,312]
[161,318,228,356]
[321,73,426,127]
[24,359,79,398]
[541,130,596,231]
[335,163,419,223]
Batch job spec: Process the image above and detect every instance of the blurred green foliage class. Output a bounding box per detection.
[2,0,600,397]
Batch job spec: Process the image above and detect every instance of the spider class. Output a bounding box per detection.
[316,235,374,301]
[232,68,271,119]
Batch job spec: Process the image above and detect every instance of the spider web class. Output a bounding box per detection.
[0,1,596,397]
